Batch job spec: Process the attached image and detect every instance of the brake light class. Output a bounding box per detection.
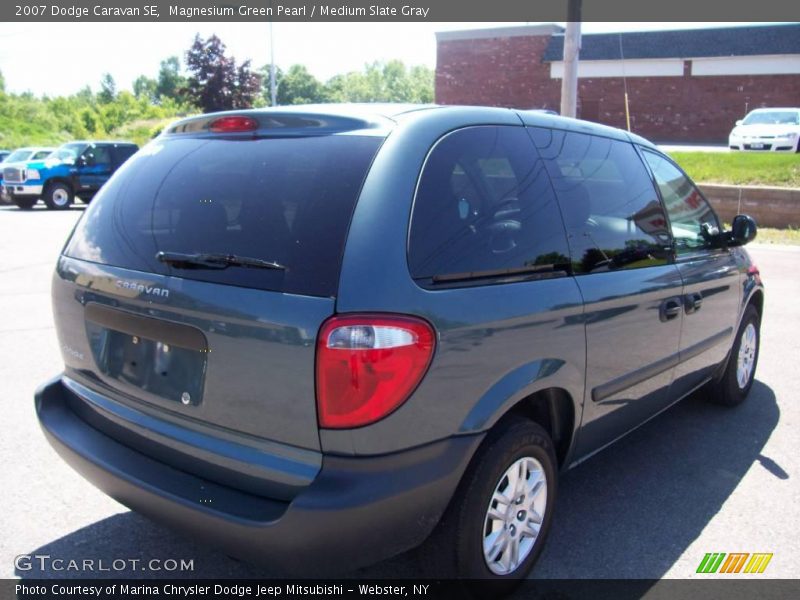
[209,116,258,133]
[316,314,436,429]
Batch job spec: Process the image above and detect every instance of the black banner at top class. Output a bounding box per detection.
[2,0,800,22]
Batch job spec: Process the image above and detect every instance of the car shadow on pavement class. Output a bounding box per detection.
[531,380,781,579]
[15,381,781,580]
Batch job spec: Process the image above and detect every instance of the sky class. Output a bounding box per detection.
[0,22,765,96]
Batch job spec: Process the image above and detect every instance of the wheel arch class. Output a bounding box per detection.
[459,360,582,470]
[44,177,74,192]
[747,288,764,321]
[500,388,577,469]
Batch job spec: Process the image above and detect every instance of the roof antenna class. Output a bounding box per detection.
[619,33,631,132]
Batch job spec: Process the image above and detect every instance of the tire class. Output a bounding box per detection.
[420,418,557,591]
[12,197,37,210]
[43,182,73,210]
[708,305,760,406]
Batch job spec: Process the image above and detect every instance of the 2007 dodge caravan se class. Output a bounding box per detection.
[36,105,763,582]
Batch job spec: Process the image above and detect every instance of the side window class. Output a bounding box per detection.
[408,126,571,283]
[641,151,720,254]
[530,127,672,274]
[82,145,111,166]
[112,145,137,166]
[32,151,51,160]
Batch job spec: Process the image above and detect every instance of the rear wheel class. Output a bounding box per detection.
[420,418,557,589]
[708,305,760,406]
[12,197,37,210]
[43,182,73,210]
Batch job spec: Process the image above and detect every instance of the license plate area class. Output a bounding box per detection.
[750,142,765,149]
[84,303,207,407]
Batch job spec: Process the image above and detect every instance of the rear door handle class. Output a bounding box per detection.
[660,297,683,322]
[684,292,703,314]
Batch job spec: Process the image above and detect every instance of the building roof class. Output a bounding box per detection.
[436,24,564,42]
[543,23,800,61]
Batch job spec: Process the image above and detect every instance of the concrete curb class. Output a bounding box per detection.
[699,183,800,228]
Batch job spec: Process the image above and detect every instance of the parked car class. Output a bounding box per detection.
[3,140,138,209]
[36,106,763,586]
[1,147,56,165]
[728,107,800,151]
[0,147,56,203]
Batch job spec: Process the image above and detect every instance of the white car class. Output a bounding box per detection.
[728,108,800,152]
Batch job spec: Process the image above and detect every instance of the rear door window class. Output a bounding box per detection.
[111,145,138,167]
[65,135,382,297]
[82,145,111,166]
[408,126,571,284]
[529,127,673,274]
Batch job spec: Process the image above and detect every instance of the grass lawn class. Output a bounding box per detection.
[753,227,800,246]
[669,151,800,188]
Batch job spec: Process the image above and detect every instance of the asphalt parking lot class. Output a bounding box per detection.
[1,204,798,581]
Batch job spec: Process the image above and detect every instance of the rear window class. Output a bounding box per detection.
[65,135,382,297]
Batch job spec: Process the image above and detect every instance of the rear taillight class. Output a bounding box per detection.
[209,116,258,133]
[316,314,436,429]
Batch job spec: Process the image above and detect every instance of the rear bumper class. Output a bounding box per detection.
[35,375,483,573]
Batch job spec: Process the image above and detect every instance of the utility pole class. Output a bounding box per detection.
[269,20,277,106]
[560,0,582,118]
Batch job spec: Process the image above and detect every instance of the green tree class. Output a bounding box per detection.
[323,61,433,103]
[76,85,94,104]
[325,72,371,102]
[408,65,435,103]
[0,69,5,93]
[98,73,116,103]
[156,56,185,101]
[277,65,326,105]
[133,75,158,103]
[185,34,261,112]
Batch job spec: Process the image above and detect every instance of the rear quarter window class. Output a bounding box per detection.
[65,135,382,297]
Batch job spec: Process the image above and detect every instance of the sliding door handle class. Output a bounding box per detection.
[684,292,703,314]
[660,297,683,322]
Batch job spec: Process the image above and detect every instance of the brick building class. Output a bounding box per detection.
[435,23,800,143]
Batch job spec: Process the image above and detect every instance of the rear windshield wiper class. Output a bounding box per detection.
[156,251,287,271]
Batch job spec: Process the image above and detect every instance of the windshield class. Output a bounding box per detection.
[743,111,800,126]
[65,135,383,297]
[6,150,33,163]
[51,143,87,161]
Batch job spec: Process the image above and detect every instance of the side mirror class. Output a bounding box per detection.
[729,214,757,246]
[735,119,744,126]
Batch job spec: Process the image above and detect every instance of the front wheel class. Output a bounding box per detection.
[420,418,557,588]
[43,182,73,210]
[708,305,760,406]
